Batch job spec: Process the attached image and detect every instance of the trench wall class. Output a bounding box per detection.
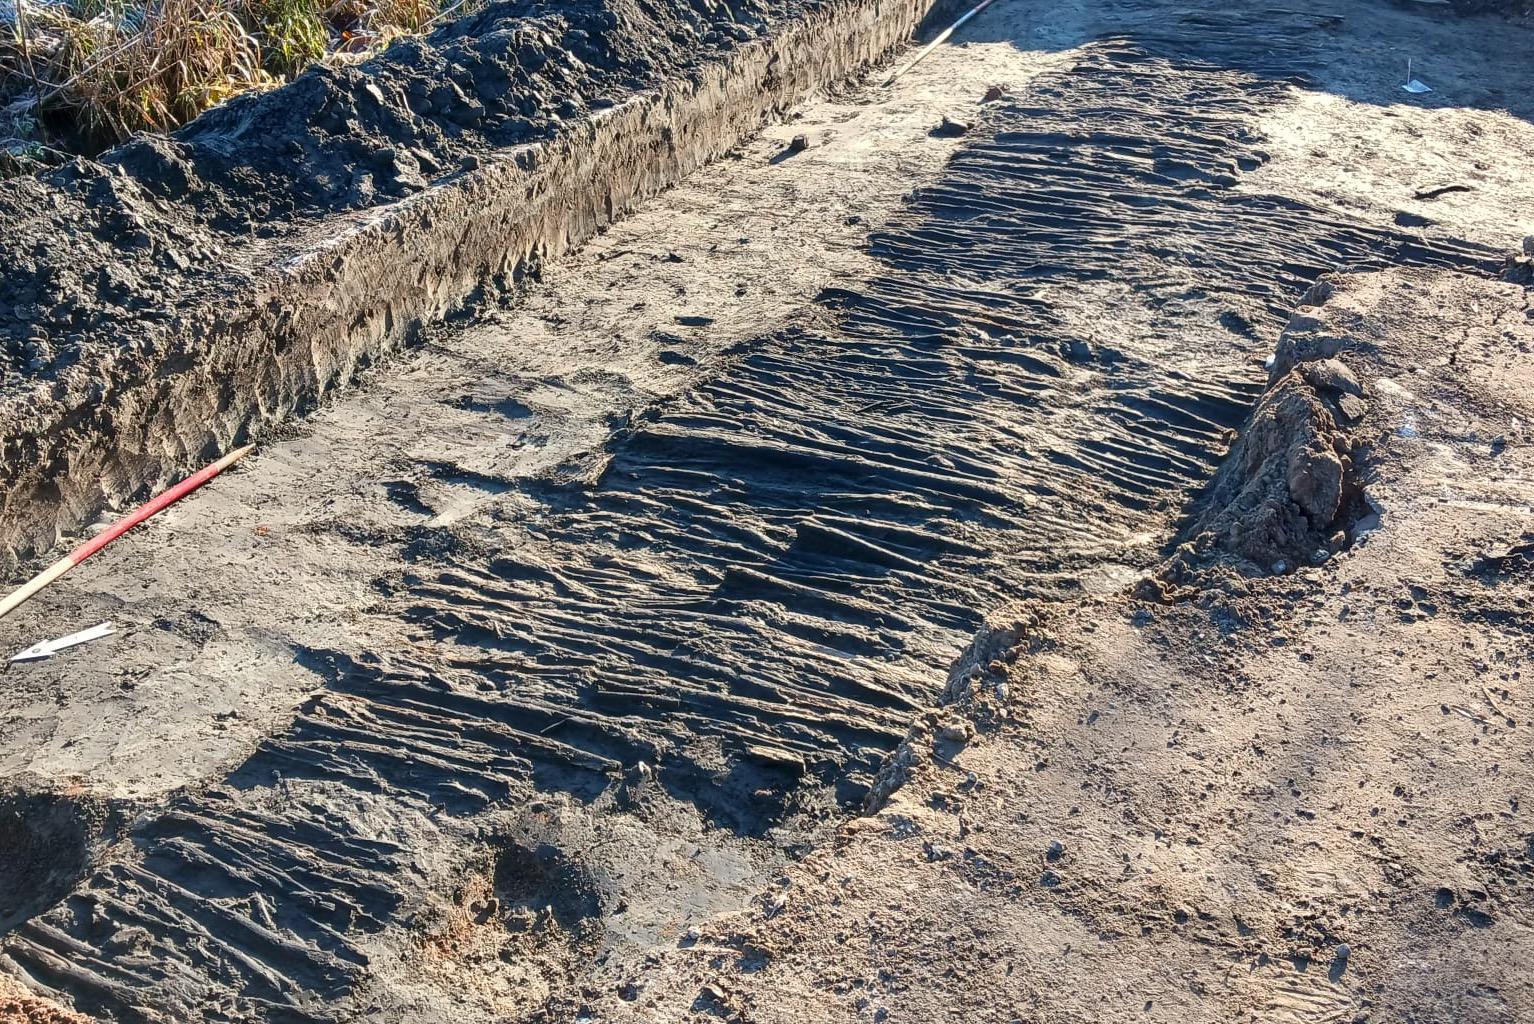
[0,0,936,573]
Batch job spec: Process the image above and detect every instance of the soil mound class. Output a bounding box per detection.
[1149,281,1378,586]
[1193,364,1361,569]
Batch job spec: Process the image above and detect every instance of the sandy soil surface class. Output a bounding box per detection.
[1,0,1533,1021]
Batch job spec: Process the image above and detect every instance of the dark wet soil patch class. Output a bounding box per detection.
[490,839,605,932]
[0,791,105,936]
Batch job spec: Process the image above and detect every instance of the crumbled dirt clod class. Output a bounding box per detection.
[1174,365,1357,574]
[937,720,973,744]
[0,975,92,1024]
[1155,294,1393,584]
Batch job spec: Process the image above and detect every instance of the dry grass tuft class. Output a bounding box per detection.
[48,0,271,143]
[0,0,443,168]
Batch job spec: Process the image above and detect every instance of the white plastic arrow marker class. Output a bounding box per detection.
[10,621,116,663]
[1402,57,1432,94]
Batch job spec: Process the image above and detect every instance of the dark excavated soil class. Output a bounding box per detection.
[0,0,808,373]
[2,12,1520,1016]
[0,0,948,577]
[0,793,92,933]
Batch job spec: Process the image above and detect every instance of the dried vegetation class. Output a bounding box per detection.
[0,0,447,172]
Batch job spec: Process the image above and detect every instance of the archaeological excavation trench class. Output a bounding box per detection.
[1,0,1530,1021]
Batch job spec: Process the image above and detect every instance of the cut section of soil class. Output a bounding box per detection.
[0,0,939,573]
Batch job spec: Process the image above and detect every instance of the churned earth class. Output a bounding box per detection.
[0,0,1532,1021]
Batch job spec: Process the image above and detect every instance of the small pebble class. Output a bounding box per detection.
[937,721,972,744]
[930,115,971,138]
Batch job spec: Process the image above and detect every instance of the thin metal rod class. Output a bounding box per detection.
[883,0,1000,86]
